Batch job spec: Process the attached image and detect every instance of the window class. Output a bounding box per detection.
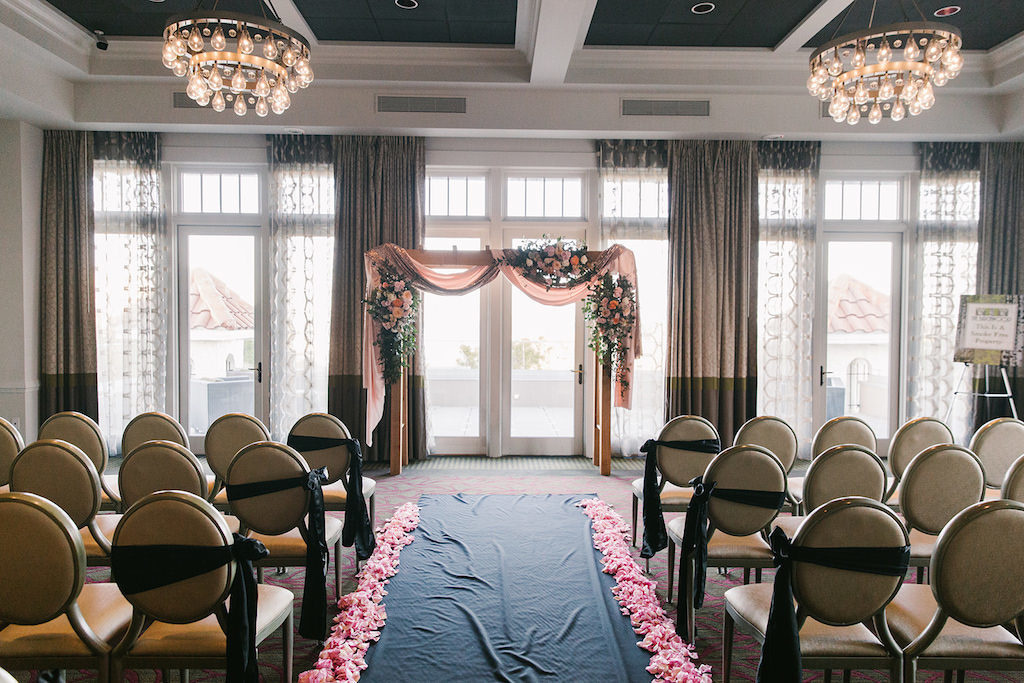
[506,176,583,218]
[824,179,900,220]
[603,176,667,219]
[426,175,487,217]
[180,172,259,214]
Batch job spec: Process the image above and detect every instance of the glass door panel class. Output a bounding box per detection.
[819,236,900,442]
[502,234,584,455]
[421,236,485,454]
[181,230,262,440]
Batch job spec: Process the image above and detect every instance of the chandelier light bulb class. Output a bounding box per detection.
[932,68,948,87]
[877,38,892,64]
[854,81,869,105]
[238,28,254,55]
[282,47,297,67]
[868,102,883,124]
[208,67,223,91]
[807,74,819,93]
[813,65,828,83]
[285,74,299,93]
[263,38,279,59]
[172,59,189,78]
[271,97,286,115]
[878,76,895,100]
[890,99,906,122]
[828,53,843,77]
[234,94,248,115]
[211,90,226,112]
[924,40,943,63]
[901,79,919,102]
[230,66,246,93]
[904,36,921,61]
[211,25,227,50]
[852,44,866,68]
[832,109,848,123]
[255,96,269,117]
[909,100,923,116]
[254,72,271,97]
[163,51,177,69]
[847,107,861,125]
[187,27,204,52]
[173,34,188,57]
[196,90,211,107]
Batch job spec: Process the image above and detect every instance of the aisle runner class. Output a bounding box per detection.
[362,493,656,682]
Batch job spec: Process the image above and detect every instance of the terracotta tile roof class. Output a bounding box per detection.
[189,268,254,331]
[828,273,890,334]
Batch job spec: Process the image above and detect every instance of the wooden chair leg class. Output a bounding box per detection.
[179,669,188,683]
[667,539,675,603]
[943,671,953,683]
[743,568,750,584]
[956,671,966,683]
[755,567,762,583]
[916,567,924,584]
[631,495,638,547]
[283,610,294,683]
[723,610,734,683]
[824,669,832,683]
[843,670,851,683]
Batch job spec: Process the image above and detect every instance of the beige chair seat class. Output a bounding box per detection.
[322,478,377,506]
[787,476,804,503]
[125,585,293,657]
[666,516,772,560]
[908,528,936,562]
[249,515,343,557]
[0,583,132,657]
[984,487,1004,501]
[725,582,890,658]
[631,477,694,506]
[888,584,1024,658]
[771,515,804,538]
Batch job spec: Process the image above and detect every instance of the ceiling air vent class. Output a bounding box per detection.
[173,92,204,109]
[621,99,710,117]
[377,95,467,113]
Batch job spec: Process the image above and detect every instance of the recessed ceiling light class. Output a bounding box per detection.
[934,6,961,17]
[762,134,784,140]
[148,0,164,3]
[395,0,418,8]
[691,2,716,14]
[284,128,306,135]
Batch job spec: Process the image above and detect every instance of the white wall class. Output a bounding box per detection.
[0,119,41,439]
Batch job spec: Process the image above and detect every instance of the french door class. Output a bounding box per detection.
[813,232,902,451]
[420,230,586,456]
[177,226,268,451]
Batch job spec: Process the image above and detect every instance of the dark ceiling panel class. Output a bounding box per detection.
[42,0,263,36]
[805,0,1024,51]
[586,0,822,47]
[292,0,516,43]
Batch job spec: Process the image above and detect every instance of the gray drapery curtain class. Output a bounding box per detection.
[909,142,979,442]
[328,136,425,463]
[597,140,669,455]
[666,140,759,445]
[267,134,335,440]
[756,141,819,457]
[93,132,166,453]
[975,142,1024,423]
[40,130,99,423]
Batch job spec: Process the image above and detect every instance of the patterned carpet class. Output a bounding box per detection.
[17,456,1023,682]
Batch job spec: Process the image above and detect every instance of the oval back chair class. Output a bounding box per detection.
[811,415,877,458]
[204,413,270,497]
[885,417,955,503]
[969,417,1024,489]
[734,416,798,473]
[0,417,25,488]
[39,411,117,508]
[121,412,188,461]
[118,440,206,509]
[1002,453,1024,502]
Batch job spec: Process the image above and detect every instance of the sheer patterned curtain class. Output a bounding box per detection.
[597,140,668,455]
[756,141,819,456]
[267,135,335,439]
[907,142,979,443]
[93,132,167,453]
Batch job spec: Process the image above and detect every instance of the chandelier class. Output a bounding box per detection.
[162,1,313,117]
[808,1,963,125]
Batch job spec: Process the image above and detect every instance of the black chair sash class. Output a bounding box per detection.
[757,527,911,683]
[110,534,269,683]
[285,434,376,561]
[639,438,721,559]
[226,467,329,640]
[678,475,787,610]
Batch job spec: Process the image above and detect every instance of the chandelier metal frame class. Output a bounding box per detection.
[808,0,963,126]
[162,1,314,117]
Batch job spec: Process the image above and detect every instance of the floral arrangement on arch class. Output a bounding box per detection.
[501,236,595,290]
[584,272,636,391]
[365,261,420,384]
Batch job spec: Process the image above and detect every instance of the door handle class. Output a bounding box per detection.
[247,361,263,384]
[819,365,833,387]
[576,363,584,385]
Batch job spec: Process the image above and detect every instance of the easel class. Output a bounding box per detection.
[945,363,1018,423]
[383,246,614,476]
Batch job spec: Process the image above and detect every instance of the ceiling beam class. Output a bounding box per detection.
[528,0,598,85]
[774,0,853,52]
[268,0,318,48]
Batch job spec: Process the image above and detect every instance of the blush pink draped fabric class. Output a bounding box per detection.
[362,243,642,445]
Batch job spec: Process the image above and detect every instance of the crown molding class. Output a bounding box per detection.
[0,0,90,72]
